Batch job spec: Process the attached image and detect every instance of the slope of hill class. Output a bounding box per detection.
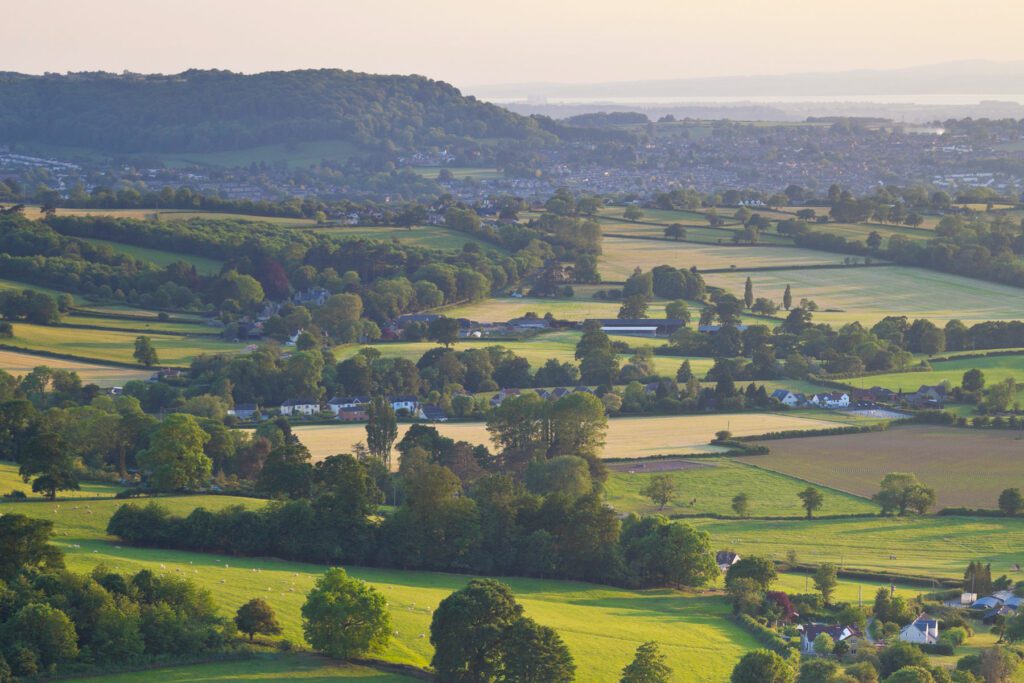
[0,69,555,154]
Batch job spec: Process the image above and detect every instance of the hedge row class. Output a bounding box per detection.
[733,614,798,660]
[731,424,887,442]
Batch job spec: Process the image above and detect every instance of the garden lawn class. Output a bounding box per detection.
[77,653,418,682]
[1,491,759,682]
[702,266,1024,326]
[740,425,1024,509]
[687,514,1024,580]
[605,457,878,518]
[0,348,153,386]
[287,413,838,462]
[3,321,245,366]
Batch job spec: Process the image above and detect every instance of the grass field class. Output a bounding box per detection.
[740,425,1024,509]
[334,331,716,377]
[78,654,417,682]
[688,514,1024,580]
[702,265,1024,326]
[0,275,78,300]
[599,237,849,280]
[442,296,678,321]
[0,348,154,386]
[1,203,318,226]
[846,354,1024,392]
[605,457,878,517]
[288,413,837,462]
[3,321,244,366]
[65,313,217,336]
[310,225,498,252]
[0,460,125,498]
[411,166,503,180]
[80,237,224,275]
[0,477,759,682]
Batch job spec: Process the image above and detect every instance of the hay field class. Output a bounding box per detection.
[598,237,847,280]
[703,265,1024,326]
[289,413,837,462]
[605,457,877,517]
[1,479,758,682]
[0,349,153,386]
[741,425,1024,508]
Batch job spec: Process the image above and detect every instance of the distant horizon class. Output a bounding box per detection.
[5,0,1023,88]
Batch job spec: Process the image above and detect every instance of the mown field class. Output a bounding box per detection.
[0,460,125,498]
[2,321,244,366]
[689,514,1024,580]
[0,348,154,386]
[309,225,498,252]
[846,353,1024,392]
[0,477,759,682]
[65,313,217,336]
[740,425,1024,509]
[79,654,417,682]
[288,413,837,462]
[334,331,716,377]
[703,265,1024,326]
[605,457,878,518]
[598,237,843,280]
[80,237,224,275]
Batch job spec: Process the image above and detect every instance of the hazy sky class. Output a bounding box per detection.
[6,0,1023,88]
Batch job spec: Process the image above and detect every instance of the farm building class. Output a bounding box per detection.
[227,403,259,419]
[716,550,740,573]
[771,389,805,407]
[590,318,686,337]
[808,392,850,409]
[417,405,448,422]
[336,407,368,422]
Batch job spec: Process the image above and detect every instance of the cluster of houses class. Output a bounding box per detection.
[227,396,447,423]
[489,385,595,408]
[770,384,947,411]
[967,590,1022,625]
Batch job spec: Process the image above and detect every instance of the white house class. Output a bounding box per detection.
[899,615,939,645]
[801,624,862,653]
[716,550,740,573]
[809,392,850,409]
[389,395,420,414]
[326,396,369,416]
[280,398,321,416]
[771,389,803,407]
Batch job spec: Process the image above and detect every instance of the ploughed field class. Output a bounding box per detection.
[739,425,1024,509]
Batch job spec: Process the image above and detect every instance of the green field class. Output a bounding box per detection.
[442,295,678,321]
[0,477,759,682]
[0,460,125,498]
[287,413,837,462]
[0,348,154,386]
[78,654,417,682]
[846,353,1024,392]
[81,237,224,275]
[311,225,499,252]
[741,425,1024,509]
[599,237,849,280]
[3,321,244,366]
[605,457,878,517]
[703,265,1024,326]
[411,166,503,180]
[689,514,1024,580]
[0,275,78,300]
[65,313,217,336]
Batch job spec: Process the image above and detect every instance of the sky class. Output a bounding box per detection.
[5,0,1023,89]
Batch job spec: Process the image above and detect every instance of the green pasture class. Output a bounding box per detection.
[605,457,878,518]
[703,265,1024,326]
[80,237,224,275]
[0,460,125,498]
[65,313,216,335]
[846,353,1024,392]
[688,513,1024,580]
[0,275,77,301]
[311,225,498,252]
[78,654,417,682]
[0,479,759,682]
[3,321,245,366]
[410,166,503,180]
